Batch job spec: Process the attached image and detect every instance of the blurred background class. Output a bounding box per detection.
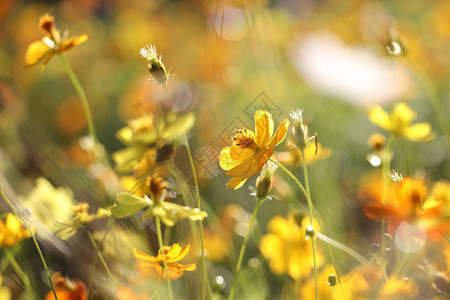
[0,0,449,298]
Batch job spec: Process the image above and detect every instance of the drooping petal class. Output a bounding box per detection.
[404,123,435,142]
[254,110,274,147]
[24,41,52,68]
[226,177,247,189]
[133,248,158,264]
[59,34,91,52]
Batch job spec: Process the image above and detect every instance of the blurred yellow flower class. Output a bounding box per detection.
[112,112,194,174]
[56,202,111,240]
[219,110,289,189]
[273,141,332,168]
[259,214,323,280]
[0,213,31,248]
[113,176,207,226]
[22,178,75,237]
[0,276,11,300]
[24,14,90,69]
[369,102,435,142]
[379,276,418,299]
[133,244,196,280]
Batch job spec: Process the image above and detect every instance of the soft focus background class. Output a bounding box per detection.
[0,0,449,299]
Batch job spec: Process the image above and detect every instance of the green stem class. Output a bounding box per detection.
[155,216,173,300]
[269,158,307,197]
[315,232,369,265]
[4,248,33,299]
[407,57,450,146]
[228,198,263,300]
[183,133,207,300]
[86,229,117,285]
[380,136,395,281]
[300,150,318,300]
[0,188,57,300]
[58,54,99,154]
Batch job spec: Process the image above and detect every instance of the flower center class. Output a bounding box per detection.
[233,129,257,149]
[128,114,154,134]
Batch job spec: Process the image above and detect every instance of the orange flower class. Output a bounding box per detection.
[24,14,90,69]
[44,272,87,300]
[133,244,196,280]
[0,213,31,248]
[219,110,289,189]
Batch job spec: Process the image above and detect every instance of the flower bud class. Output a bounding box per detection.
[327,274,337,286]
[305,225,314,238]
[140,44,170,85]
[255,163,277,200]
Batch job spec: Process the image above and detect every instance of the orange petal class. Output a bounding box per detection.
[363,203,405,221]
[59,34,91,52]
[226,177,247,189]
[133,248,157,263]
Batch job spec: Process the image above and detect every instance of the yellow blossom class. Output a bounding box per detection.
[259,214,323,280]
[273,141,332,168]
[0,213,31,248]
[133,244,196,279]
[112,112,194,174]
[56,203,111,240]
[24,14,90,69]
[369,102,435,142]
[113,176,207,226]
[219,110,289,189]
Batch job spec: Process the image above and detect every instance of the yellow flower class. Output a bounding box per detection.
[369,102,435,142]
[112,112,194,174]
[133,244,196,279]
[259,214,323,280]
[22,178,75,237]
[0,214,31,248]
[24,14,90,69]
[379,276,418,299]
[273,141,332,168]
[219,110,289,189]
[56,203,111,240]
[113,176,207,226]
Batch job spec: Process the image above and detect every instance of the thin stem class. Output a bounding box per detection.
[270,158,341,284]
[183,133,207,300]
[0,188,57,300]
[269,158,307,197]
[380,136,395,281]
[228,198,263,300]
[58,54,99,154]
[155,216,173,300]
[4,248,33,299]
[315,232,369,265]
[300,150,318,300]
[407,57,450,146]
[86,229,117,285]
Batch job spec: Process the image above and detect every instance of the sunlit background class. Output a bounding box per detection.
[0,0,449,299]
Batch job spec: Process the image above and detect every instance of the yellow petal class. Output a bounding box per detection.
[133,248,157,263]
[225,155,259,177]
[272,119,290,146]
[404,123,435,142]
[254,110,274,146]
[368,106,392,132]
[219,147,254,170]
[226,177,247,189]
[59,34,91,52]
[24,41,52,68]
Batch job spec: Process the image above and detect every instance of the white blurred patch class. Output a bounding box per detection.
[215,6,251,41]
[291,34,412,105]
[394,221,427,253]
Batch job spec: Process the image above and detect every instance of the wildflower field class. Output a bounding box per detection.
[0,0,449,299]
